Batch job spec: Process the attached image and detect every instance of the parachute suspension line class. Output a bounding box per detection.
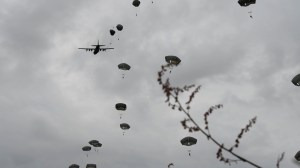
[110,38,113,45]
[248,11,253,18]
[110,30,113,45]
[248,5,254,18]
[121,54,124,64]
[110,27,115,45]
[121,51,125,79]
[135,8,138,17]
[169,64,174,73]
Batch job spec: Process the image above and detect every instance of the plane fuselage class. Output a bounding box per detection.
[94,45,100,55]
[78,41,113,54]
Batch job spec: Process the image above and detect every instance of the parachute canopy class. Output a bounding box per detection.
[86,164,96,168]
[82,146,92,151]
[116,24,123,31]
[165,55,181,66]
[118,63,131,70]
[116,103,127,111]
[110,29,116,36]
[295,151,300,161]
[120,123,130,130]
[132,0,141,7]
[69,164,80,168]
[292,74,300,86]
[89,140,99,146]
[180,136,197,146]
[238,0,256,6]
[93,143,102,148]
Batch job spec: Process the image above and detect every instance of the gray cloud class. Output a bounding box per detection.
[1,0,300,168]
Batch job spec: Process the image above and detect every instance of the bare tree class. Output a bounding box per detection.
[157,64,284,168]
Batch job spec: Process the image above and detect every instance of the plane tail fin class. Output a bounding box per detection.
[91,40,105,46]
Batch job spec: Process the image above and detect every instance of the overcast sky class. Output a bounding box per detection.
[1,0,300,168]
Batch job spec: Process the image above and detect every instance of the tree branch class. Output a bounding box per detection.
[157,64,284,168]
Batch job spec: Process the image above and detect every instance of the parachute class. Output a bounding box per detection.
[120,123,130,130]
[116,24,123,31]
[118,63,131,70]
[116,24,123,40]
[89,140,99,146]
[118,63,131,78]
[180,136,197,156]
[181,136,197,146]
[120,123,130,135]
[109,29,116,44]
[292,74,300,86]
[82,146,92,157]
[93,142,102,148]
[93,142,102,153]
[86,164,97,168]
[115,103,127,119]
[238,0,256,7]
[295,151,300,161]
[69,164,80,168]
[168,163,174,168]
[88,140,102,152]
[132,0,141,16]
[238,0,256,18]
[165,55,181,73]
[165,55,181,66]
[132,0,141,7]
[116,103,127,111]
[110,29,116,36]
[82,146,91,151]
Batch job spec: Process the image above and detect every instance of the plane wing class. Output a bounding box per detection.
[100,48,114,51]
[78,48,95,51]
[101,48,114,49]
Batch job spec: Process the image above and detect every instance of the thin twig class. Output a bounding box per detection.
[276,153,285,168]
[157,64,284,168]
